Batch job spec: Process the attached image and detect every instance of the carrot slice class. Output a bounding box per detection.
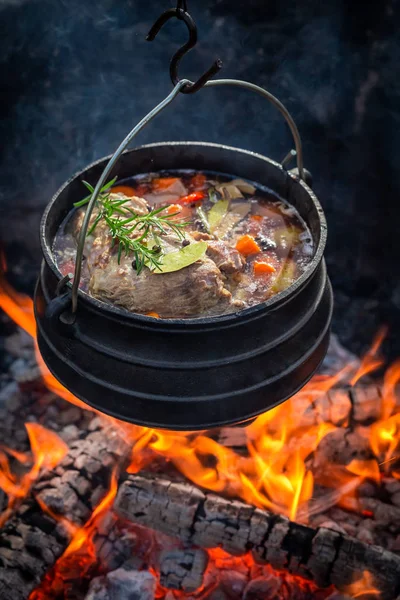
[152,177,180,190]
[251,215,263,221]
[111,185,136,197]
[179,191,205,205]
[164,204,182,215]
[162,204,192,220]
[235,235,261,257]
[253,261,276,275]
[146,312,160,318]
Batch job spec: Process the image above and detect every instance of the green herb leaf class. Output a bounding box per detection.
[73,177,118,208]
[154,241,207,274]
[208,199,229,231]
[76,178,192,275]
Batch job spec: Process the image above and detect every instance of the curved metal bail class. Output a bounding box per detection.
[146,6,222,94]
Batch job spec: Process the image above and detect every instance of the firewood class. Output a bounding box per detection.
[0,417,131,600]
[115,474,400,600]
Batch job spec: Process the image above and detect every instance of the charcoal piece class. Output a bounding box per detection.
[85,569,156,600]
[159,548,208,592]
[243,575,281,600]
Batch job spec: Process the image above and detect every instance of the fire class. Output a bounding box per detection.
[344,571,381,598]
[0,263,36,337]
[0,255,399,599]
[0,422,68,523]
[369,359,400,470]
[350,326,387,386]
[1,261,400,524]
[30,467,119,600]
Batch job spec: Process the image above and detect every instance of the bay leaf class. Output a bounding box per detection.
[213,202,250,239]
[154,241,207,274]
[208,199,229,231]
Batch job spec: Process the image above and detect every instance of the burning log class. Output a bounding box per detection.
[0,417,131,600]
[214,385,375,453]
[115,474,400,600]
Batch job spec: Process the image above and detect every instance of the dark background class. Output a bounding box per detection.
[0,0,399,358]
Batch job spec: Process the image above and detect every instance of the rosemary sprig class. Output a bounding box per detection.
[73,177,118,208]
[75,179,190,275]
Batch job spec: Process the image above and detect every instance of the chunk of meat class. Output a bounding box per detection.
[205,240,244,274]
[69,194,150,267]
[190,232,244,275]
[89,254,233,318]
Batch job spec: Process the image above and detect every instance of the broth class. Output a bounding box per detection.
[53,170,314,318]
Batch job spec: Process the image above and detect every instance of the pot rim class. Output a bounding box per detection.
[41,141,327,326]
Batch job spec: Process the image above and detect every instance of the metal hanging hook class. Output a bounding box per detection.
[146,2,222,94]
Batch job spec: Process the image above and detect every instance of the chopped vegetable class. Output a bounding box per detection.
[145,311,160,318]
[230,179,256,194]
[270,260,297,294]
[153,177,181,190]
[164,204,182,215]
[162,203,192,221]
[216,183,243,200]
[251,215,263,221]
[213,203,250,238]
[179,191,205,205]
[235,234,261,257]
[274,226,301,250]
[253,261,276,275]
[208,199,229,231]
[154,241,207,274]
[111,185,136,197]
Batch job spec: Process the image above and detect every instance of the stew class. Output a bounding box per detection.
[53,170,314,318]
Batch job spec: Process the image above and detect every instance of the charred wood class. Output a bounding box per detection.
[0,417,131,600]
[115,474,400,600]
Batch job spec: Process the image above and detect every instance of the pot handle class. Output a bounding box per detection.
[70,78,307,315]
[45,292,76,337]
[45,274,76,335]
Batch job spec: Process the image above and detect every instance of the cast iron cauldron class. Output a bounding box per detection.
[34,80,333,430]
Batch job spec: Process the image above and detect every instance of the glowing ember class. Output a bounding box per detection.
[344,571,381,598]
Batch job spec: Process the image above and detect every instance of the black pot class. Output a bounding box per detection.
[35,142,333,430]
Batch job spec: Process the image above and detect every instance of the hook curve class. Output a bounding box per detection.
[146,6,222,94]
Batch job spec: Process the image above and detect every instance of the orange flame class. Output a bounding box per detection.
[0,423,68,522]
[350,327,387,386]
[368,360,400,470]
[344,570,381,598]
